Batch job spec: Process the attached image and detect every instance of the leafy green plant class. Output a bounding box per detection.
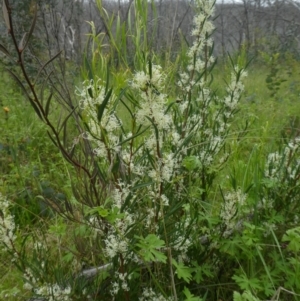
[2,0,300,300]
[260,52,287,99]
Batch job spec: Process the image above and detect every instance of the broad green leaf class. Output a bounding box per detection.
[182,156,201,171]
[105,207,125,223]
[282,227,300,252]
[48,222,66,236]
[183,287,202,301]
[232,274,262,292]
[62,252,74,263]
[172,259,193,283]
[86,206,109,217]
[136,234,167,263]
[233,291,261,301]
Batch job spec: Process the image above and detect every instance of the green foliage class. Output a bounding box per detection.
[233,291,260,301]
[3,0,300,300]
[183,287,203,301]
[282,227,300,253]
[172,259,194,283]
[261,52,287,98]
[136,234,167,263]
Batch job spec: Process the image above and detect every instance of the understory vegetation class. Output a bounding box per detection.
[1,0,300,300]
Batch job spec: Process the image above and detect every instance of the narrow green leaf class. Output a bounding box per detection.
[18,32,27,51]
[255,245,275,291]
[40,70,54,102]
[21,2,37,52]
[63,118,68,147]
[0,44,11,57]
[117,126,150,146]
[97,88,112,122]
[120,98,134,118]
[86,206,109,217]
[165,101,177,114]
[84,56,93,81]
[148,59,152,79]
[58,106,77,135]
[105,61,110,94]
[131,181,153,190]
[179,27,190,47]
[3,0,10,31]
[125,88,140,105]
[62,252,74,263]
[47,131,59,148]
[34,51,62,85]
[44,93,53,117]
[87,87,93,98]
[145,116,159,141]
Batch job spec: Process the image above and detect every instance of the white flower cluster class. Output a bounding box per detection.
[172,207,193,261]
[104,225,129,259]
[178,0,215,91]
[189,2,215,63]
[139,287,174,301]
[146,153,178,183]
[102,184,140,261]
[130,64,185,192]
[223,67,248,114]
[257,197,274,211]
[111,271,130,296]
[176,0,247,172]
[0,193,16,251]
[220,189,248,237]
[112,180,132,209]
[34,283,71,301]
[173,234,192,262]
[198,67,247,164]
[145,208,156,229]
[76,78,105,109]
[265,137,300,182]
[103,183,135,260]
[76,78,121,159]
[132,64,172,131]
[24,268,71,301]
[261,221,277,237]
[87,215,105,237]
[132,65,165,90]
[23,267,38,291]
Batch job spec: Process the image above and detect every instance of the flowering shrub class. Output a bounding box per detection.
[0,193,16,252]
[3,0,300,300]
[67,1,247,299]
